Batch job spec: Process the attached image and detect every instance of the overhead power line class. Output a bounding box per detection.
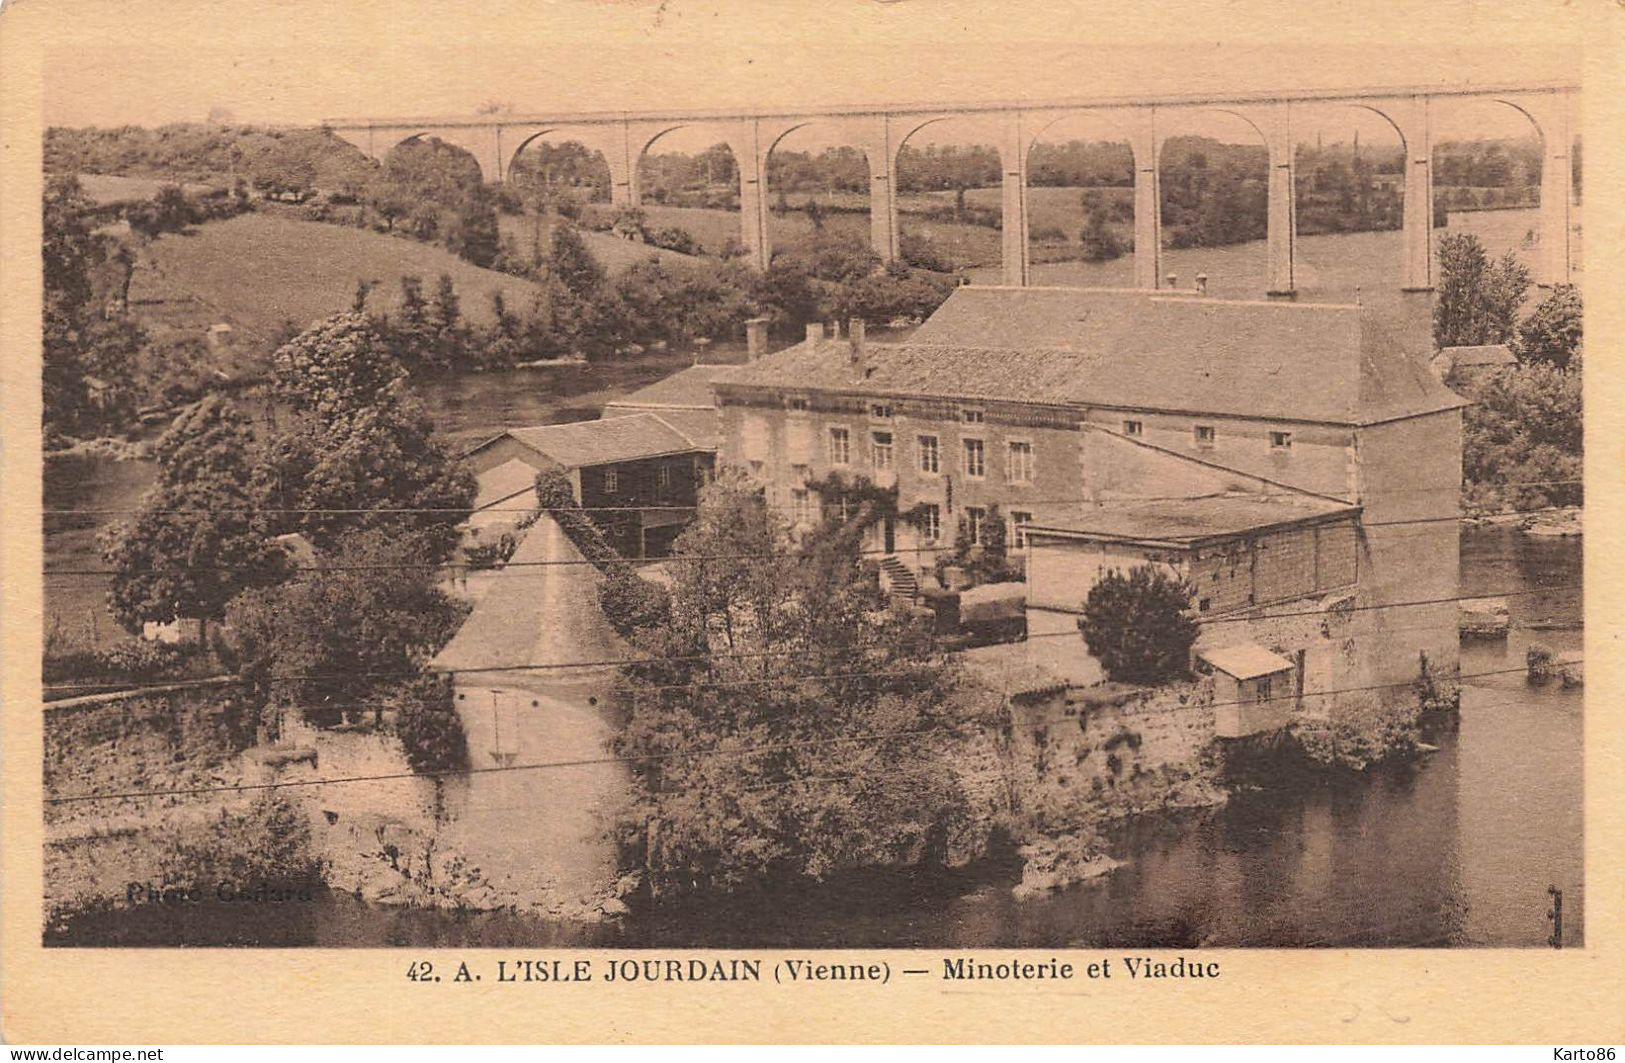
[38,581,1578,695]
[43,660,1573,806]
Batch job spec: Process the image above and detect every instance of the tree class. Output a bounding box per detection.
[269,312,409,419]
[448,186,501,267]
[260,314,475,560]
[614,472,974,896]
[103,397,291,634]
[1433,232,1531,348]
[1514,283,1581,369]
[547,220,607,297]
[1077,567,1198,684]
[43,176,98,434]
[225,528,468,725]
[1462,359,1582,510]
[1079,205,1125,263]
[394,676,469,774]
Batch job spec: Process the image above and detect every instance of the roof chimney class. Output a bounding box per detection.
[1194,273,1208,295]
[805,321,824,345]
[745,316,769,360]
[848,317,866,366]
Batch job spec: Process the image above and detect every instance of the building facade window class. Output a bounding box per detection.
[787,396,810,413]
[1194,425,1216,448]
[870,430,894,469]
[920,503,942,543]
[654,464,671,497]
[1123,419,1143,437]
[870,402,894,420]
[1270,430,1293,450]
[960,406,985,424]
[791,488,813,526]
[917,434,940,474]
[827,426,851,465]
[965,506,986,545]
[603,468,618,493]
[963,437,986,478]
[1006,440,1034,484]
[1256,675,1273,703]
[1010,510,1033,548]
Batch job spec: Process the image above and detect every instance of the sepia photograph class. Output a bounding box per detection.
[7,0,1600,974]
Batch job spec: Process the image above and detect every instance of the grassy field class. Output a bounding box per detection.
[989,206,1569,310]
[498,213,697,273]
[75,173,226,205]
[639,187,1137,270]
[141,213,546,342]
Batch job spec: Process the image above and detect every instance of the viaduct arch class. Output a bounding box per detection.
[324,81,1577,293]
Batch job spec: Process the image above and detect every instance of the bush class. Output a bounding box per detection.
[156,793,322,892]
[43,636,212,687]
[395,677,469,775]
[1077,567,1198,684]
[464,532,517,570]
[1293,699,1419,770]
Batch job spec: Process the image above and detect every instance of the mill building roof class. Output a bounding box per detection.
[719,286,1467,426]
[464,411,709,470]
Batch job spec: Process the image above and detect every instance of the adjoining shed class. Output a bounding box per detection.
[1198,643,1297,738]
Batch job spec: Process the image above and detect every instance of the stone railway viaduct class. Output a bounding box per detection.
[325,82,1578,295]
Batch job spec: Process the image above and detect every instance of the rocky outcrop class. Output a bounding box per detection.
[1459,597,1511,640]
[1013,833,1121,899]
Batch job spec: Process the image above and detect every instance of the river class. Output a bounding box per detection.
[48,525,1581,948]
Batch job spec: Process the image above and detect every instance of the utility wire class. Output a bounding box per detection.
[40,513,1583,577]
[43,661,1569,806]
[37,581,1581,694]
[42,483,1581,518]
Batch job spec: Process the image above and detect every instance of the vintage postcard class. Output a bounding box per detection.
[2,0,1621,1044]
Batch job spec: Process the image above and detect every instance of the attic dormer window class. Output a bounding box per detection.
[1194,425,1216,448]
[1270,430,1293,450]
[960,406,985,424]
[787,396,810,413]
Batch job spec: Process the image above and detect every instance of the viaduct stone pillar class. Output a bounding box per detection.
[1521,94,1575,287]
[727,119,775,272]
[1257,103,1297,299]
[572,123,642,208]
[864,115,902,265]
[1395,96,1435,292]
[1127,111,1163,290]
[999,113,1031,287]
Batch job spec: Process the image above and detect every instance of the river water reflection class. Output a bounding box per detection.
[49,526,1581,948]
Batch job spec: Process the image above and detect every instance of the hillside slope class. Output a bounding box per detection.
[138,213,545,341]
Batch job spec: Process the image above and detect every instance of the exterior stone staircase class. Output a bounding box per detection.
[877,555,920,604]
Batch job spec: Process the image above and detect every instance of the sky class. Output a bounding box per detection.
[21,0,1584,148]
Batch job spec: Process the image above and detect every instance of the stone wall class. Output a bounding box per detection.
[44,678,255,920]
[44,677,250,824]
[1007,676,1222,837]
